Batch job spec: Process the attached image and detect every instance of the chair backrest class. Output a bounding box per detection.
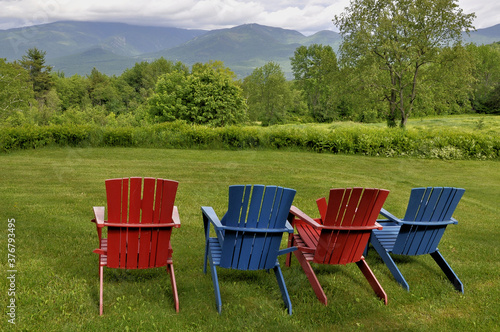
[315,188,389,265]
[219,185,296,270]
[392,187,465,256]
[105,177,178,269]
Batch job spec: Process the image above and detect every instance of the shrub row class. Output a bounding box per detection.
[1,123,499,160]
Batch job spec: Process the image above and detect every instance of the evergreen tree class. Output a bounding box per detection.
[20,48,53,101]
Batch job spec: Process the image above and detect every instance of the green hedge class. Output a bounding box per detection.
[1,123,499,160]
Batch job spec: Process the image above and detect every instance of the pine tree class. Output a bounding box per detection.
[20,48,54,101]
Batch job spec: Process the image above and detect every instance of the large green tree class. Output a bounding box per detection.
[149,61,247,126]
[243,62,291,126]
[121,58,188,104]
[415,45,474,115]
[0,58,34,124]
[54,74,91,111]
[334,0,475,127]
[467,43,500,113]
[290,44,339,122]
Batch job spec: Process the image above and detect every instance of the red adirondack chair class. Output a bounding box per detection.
[91,177,181,315]
[286,188,389,305]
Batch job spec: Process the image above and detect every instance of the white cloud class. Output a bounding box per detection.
[0,0,496,33]
[458,1,500,29]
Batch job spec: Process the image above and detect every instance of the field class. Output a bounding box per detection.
[1,141,499,331]
[287,113,500,133]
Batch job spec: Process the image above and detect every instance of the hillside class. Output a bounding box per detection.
[1,21,498,78]
[0,21,206,61]
[147,24,341,78]
[463,24,500,44]
[51,47,138,76]
[0,21,343,77]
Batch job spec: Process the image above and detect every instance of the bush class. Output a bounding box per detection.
[49,125,91,146]
[102,127,135,147]
[1,124,499,160]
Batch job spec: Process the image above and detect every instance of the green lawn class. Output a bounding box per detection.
[284,113,500,135]
[1,147,498,331]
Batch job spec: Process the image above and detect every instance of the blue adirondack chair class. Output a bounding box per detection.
[202,185,297,315]
[368,187,465,292]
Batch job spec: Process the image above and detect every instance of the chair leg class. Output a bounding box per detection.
[356,258,388,305]
[294,250,327,305]
[203,240,209,274]
[285,250,292,267]
[370,235,410,291]
[167,263,180,312]
[207,253,222,314]
[99,265,104,316]
[363,241,369,257]
[273,263,292,315]
[430,249,464,293]
[285,233,295,267]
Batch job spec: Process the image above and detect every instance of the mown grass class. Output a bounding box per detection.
[1,147,499,331]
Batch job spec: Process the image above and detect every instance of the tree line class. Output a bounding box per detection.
[1,0,500,128]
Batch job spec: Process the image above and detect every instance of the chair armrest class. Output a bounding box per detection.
[278,246,297,256]
[201,206,224,230]
[290,205,381,231]
[103,222,180,228]
[92,206,105,245]
[202,206,225,245]
[93,206,180,228]
[289,205,323,229]
[221,226,294,233]
[399,219,458,226]
[92,206,105,226]
[323,224,383,231]
[379,208,402,224]
[172,206,181,228]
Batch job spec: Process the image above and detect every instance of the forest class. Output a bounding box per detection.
[1,42,499,128]
[1,0,500,130]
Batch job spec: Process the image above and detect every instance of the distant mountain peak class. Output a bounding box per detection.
[1,20,498,78]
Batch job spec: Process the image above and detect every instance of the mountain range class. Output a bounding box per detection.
[1,21,499,78]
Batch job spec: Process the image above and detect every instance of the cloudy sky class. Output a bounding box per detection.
[0,0,498,35]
